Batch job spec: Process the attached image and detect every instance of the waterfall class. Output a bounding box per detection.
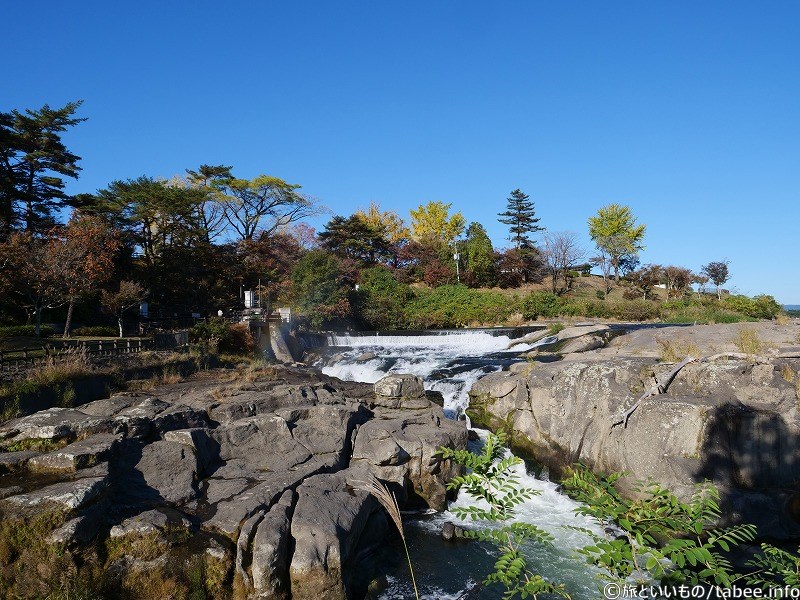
[320,329,603,599]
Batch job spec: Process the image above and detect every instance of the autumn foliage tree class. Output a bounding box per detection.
[702,260,730,300]
[0,232,68,335]
[624,265,663,300]
[61,215,120,337]
[662,265,693,299]
[410,201,465,252]
[101,281,147,338]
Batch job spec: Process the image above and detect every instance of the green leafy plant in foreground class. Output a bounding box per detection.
[439,432,569,599]
[745,544,800,589]
[561,466,757,587]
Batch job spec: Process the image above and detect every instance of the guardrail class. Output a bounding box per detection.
[0,338,154,374]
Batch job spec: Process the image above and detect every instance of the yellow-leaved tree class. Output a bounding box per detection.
[587,203,646,284]
[355,201,410,244]
[409,201,465,251]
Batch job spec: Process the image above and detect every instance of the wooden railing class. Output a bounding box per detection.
[0,338,159,375]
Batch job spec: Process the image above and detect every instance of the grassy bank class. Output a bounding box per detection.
[352,280,784,330]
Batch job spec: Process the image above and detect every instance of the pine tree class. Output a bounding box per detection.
[0,101,86,236]
[497,189,544,249]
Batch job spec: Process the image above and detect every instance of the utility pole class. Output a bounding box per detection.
[453,239,461,284]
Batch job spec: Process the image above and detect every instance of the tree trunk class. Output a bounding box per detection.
[63,297,76,338]
[34,302,43,337]
[717,286,722,301]
[118,317,124,339]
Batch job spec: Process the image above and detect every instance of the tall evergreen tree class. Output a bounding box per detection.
[497,189,544,249]
[0,101,85,236]
[463,222,496,287]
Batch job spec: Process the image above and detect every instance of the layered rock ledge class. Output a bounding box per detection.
[0,367,466,599]
[468,354,800,539]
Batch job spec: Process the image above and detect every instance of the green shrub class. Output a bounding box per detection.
[723,294,782,320]
[0,325,54,338]
[406,285,520,328]
[190,319,255,355]
[607,299,659,321]
[521,292,563,320]
[562,466,757,586]
[71,326,118,337]
[356,266,415,330]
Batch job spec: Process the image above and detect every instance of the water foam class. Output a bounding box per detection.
[320,330,602,598]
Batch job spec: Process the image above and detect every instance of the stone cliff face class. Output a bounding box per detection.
[0,368,466,599]
[468,357,800,539]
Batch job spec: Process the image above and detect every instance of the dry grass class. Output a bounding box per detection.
[105,531,169,563]
[27,346,93,385]
[734,327,764,356]
[505,312,526,327]
[656,337,701,363]
[776,313,790,326]
[781,364,796,383]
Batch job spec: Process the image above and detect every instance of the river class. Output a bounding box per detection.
[318,329,605,599]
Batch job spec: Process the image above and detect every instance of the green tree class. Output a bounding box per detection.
[0,101,85,236]
[498,189,544,250]
[184,164,233,243]
[88,176,214,311]
[213,174,320,241]
[318,214,390,267]
[290,250,352,328]
[587,204,646,283]
[463,222,496,287]
[355,266,414,329]
[409,201,465,251]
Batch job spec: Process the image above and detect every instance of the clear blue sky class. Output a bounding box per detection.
[5,1,799,303]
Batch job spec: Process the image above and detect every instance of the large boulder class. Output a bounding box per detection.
[289,470,384,600]
[468,357,800,538]
[351,408,467,510]
[28,433,120,473]
[373,374,426,409]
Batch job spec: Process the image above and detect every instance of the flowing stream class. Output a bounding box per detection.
[319,329,604,599]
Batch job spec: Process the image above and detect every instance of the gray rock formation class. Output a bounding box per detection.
[468,356,800,538]
[289,470,383,600]
[0,365,466,599]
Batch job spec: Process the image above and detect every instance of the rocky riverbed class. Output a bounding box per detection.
[0,366,466,599]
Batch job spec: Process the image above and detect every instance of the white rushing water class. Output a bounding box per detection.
[321,330,603,599]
